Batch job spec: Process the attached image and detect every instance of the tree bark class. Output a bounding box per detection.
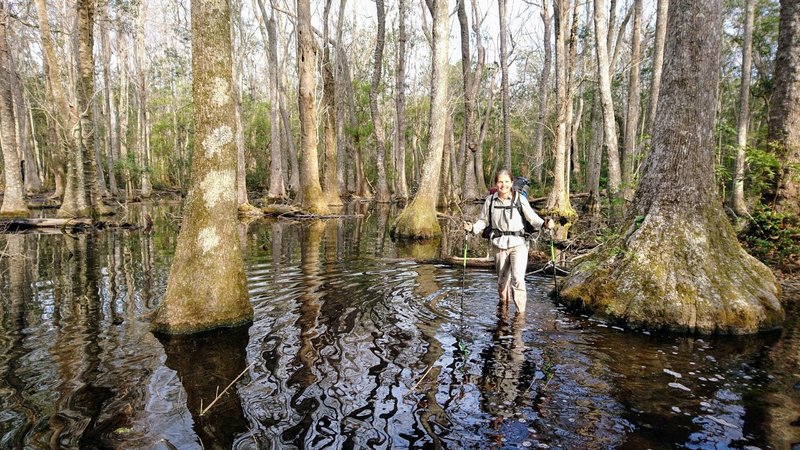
[458,0,480,201]
[229,1,249,207]
[561,0,783,334]
[533,1,552,186]
[593,0,622,208]
[621,0,642,202]
[296,0,329,214]
[392,0,449,239]
[394,0,409,201]
[0,0,28,216]
[370,0,391,203]
[767,0,800,216]
[152,0,252,334]
[730,0,754,216]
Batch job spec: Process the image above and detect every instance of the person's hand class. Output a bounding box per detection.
[462,221,473,233]
[543,217,555,230]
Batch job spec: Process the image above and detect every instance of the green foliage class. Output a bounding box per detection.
[740,205,800,270]
[745,144,780,195]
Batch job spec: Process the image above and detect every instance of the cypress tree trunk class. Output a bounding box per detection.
[498,0,511,170]
[392,0,449,239]
[767,0,800,216]
[151,0,253,334]
[457,0,480,201]
[296,0,329,214]
[561,0,783,334]
[0,0,28,216]
[77,0,111,215]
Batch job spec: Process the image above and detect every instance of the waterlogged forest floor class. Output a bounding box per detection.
[0,198,799,448]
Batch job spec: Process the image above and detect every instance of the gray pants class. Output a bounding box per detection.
[493,243,528,313]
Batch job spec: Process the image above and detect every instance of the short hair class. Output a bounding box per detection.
[494,168,513,183]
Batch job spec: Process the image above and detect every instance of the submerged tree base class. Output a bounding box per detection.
[391,204,441,240]
[560,209,784,334]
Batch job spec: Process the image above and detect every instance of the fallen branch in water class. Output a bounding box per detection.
[199,362,254,416]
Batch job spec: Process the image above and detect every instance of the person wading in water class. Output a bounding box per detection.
[463,169,554,314]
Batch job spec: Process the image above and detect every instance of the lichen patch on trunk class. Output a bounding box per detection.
[202,125,233,159]
[199,169,236,209]
[210,77,231,107]
[197,227,220,254]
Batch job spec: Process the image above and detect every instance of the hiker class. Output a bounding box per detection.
[463,169,554,313]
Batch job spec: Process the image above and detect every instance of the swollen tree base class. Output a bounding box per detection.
[560,209,784,334]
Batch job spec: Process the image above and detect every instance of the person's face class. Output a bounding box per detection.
[496,174,512,198]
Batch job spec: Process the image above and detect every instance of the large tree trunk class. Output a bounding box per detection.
[370,0,391,203]
[152,0,252,334]
[394,0,409,201]
[561,0,783,335]
[0,0,28,216]
[767,0,800,216]
[335,0,349,197]
[392,0,449,239]
[296,0,329,214]
[730,0,754,216]
[621,0,642,203]
[76,0,110,215]
[593,0,622,209]
[533,1,552,186]
[545,0,577,233]
[321,0,342,206]
[498,0,511,171]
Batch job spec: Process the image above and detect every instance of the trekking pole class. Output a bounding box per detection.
[549,228,558,300]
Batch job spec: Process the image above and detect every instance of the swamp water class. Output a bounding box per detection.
[0,202,798,449]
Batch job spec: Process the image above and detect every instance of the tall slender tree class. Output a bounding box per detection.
[370,0,391,203]
[394,0,409,201]
[533,0,552,186]
[545,0,577,233]
[593,0,622,209]
[498,0,511,170]
[730,0,755,216]
[392,0,449,239]
[646,0,668,135]
[621,0,642,202]
[321,0,342,206]
[152,0,253,334]
[561,0,783,334]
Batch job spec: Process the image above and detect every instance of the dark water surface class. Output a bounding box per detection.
[0,202,798,449]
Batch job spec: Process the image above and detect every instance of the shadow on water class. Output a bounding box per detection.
[0,201,799,449]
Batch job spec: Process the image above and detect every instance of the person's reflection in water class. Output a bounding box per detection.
[157,326,251,448]
[479,302,536,445]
